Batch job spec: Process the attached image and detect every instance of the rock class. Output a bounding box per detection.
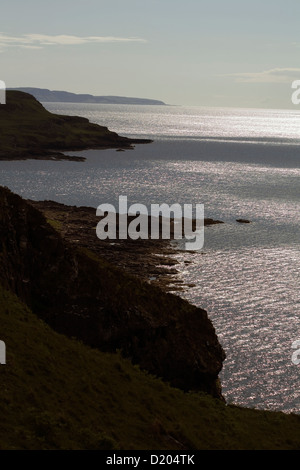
[236,219,251,223]
[0,91,152,161]
[0,186,225,399]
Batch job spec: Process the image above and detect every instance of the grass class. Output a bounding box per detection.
[0,91,136,160]
[46,218,63,231]
[1,284,300,450]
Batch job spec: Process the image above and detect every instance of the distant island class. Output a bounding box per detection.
[9,87,167,106]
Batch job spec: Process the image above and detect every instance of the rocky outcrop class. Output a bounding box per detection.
[29,199,224,292]
[0,186,225,398]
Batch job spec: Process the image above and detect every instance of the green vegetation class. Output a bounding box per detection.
[0,101,299,450]
[46,218,63,231]
[0,284,300,450]
[0,91,151,160]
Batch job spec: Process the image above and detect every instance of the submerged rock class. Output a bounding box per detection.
[236,219,251,223]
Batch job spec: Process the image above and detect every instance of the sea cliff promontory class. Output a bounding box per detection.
[0,91,152,161]
[0,186,225,397]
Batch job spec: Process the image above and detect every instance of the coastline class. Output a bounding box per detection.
[29,199,223,292]
[0,186,226,399]
[1,94,300,447]
[0,90,153,162]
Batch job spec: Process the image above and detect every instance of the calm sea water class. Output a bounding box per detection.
[1,103,299,413]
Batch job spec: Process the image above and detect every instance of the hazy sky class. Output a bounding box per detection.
[2,0,300,108]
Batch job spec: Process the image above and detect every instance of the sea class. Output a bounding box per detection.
[1,102,299,414]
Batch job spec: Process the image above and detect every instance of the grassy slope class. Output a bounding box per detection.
[0,91,147,159]
[1,284,300,450]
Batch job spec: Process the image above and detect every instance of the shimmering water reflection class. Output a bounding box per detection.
[0,103,299,413]
[171,239,300,412]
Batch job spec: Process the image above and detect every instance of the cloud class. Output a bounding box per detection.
[0,33,147,50]
[19,45,44,50]
[223,68,300,83]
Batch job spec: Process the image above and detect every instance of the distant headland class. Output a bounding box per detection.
[9,87,167,106]
[0,90,152,161]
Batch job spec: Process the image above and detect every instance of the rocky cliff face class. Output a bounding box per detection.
[0,187,225,398]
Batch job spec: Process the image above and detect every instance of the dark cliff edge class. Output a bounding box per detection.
[0,186,225,398]
[0,91,152,161]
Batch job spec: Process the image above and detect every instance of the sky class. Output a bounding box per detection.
[1,0,300,108]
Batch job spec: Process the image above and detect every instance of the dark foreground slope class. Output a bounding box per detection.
[0,186,224,397]
[0,91,151,160]
[0,287,300,451]
[1,187,300,450]
[1,284,300,450]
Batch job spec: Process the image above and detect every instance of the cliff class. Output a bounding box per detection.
[0,186,225,397]
[0,91,152,161]
[2,283,300,450]
[1,186,300,450]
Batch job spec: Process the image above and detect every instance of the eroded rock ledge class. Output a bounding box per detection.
[29,199,223,292]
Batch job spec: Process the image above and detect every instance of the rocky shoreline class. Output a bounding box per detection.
[29,199,223,292]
